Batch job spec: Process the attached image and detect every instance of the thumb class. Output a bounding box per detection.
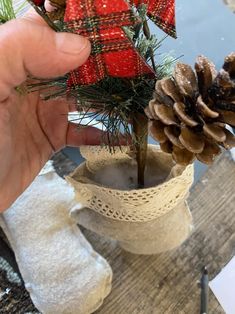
[0,19,90,98]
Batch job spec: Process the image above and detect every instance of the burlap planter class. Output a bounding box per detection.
[67,145,194,255]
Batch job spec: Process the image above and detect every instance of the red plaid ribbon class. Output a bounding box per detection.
[64,0,175,87]
[65,0,155,86]
[130,0,176,38]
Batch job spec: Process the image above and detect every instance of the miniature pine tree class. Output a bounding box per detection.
[25,0,176,188]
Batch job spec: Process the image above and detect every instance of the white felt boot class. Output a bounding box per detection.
[0,167,112,314]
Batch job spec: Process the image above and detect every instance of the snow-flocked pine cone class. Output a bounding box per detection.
[145,53,235,165]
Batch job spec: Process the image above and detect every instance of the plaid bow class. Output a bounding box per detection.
[64,0,176,87]
[65,0,155,86]
[130,0,176,38]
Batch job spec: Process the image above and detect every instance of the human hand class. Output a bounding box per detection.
[0,15,103,212]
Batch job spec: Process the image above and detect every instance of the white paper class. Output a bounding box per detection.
[209,257,235,314]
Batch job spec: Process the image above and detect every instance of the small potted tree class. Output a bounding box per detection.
[25,0,235,254]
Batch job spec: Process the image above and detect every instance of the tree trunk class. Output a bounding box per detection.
[133,113,148,188]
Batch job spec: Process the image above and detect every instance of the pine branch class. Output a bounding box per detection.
[26,3,177,187]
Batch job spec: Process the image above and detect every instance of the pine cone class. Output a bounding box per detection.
[146,53,235,165]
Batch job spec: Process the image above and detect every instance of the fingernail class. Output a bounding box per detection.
[56,33,90,54]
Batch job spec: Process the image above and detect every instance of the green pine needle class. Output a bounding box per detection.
[0,0,15,23]
[0,0,28,24]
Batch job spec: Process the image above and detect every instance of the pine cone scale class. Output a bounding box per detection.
[196,96,219,119]
[195,55,217,98]
[154,104,179,125]
[223,129,235,148]
[219,110,235,127]
[196,141,221,164]
[150,121,168,143]
[174,102,198,126]
[174,63,198,98]
[160,141,173,154]
[223,53,235,79]
[164,126,184,148]
[147,100,159,119]
[172,146,195,165]
[203,124,226,142]
[160,78,182,103]
[179,127,205,153]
